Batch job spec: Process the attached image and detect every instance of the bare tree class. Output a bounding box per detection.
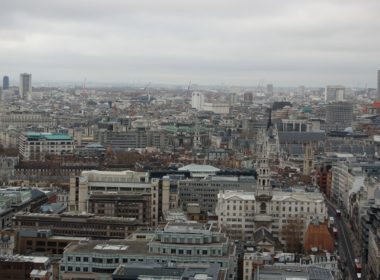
[280,217,304,253]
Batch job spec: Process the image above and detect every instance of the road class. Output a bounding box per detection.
[326,200,358,280]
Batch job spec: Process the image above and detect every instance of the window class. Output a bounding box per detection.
[76,267,80,272]
[83,267,88,272]
[60,266,65,272]
[260,203,266,214]
[187,250,192,255]
[76,257,81,262]
[68,266,73,272]
[202,250,208,255]
[83,257,88,262]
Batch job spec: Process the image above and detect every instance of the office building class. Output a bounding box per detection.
[60,222,237,279]
[377,70,380,101]
[0,255,51,280]
[112,263,223,280]
[254,265,335,280]
[2,76,9,90]
[87,192,152,225]
[179,176,256,213]
[191,91,204,110]
[19,73,32,100]
[69,170,150,212]
[19,132,75,161]
[16,228,87,256]
[324,85,345,103]
[13,212,142,239]
[216,190,327,243]
[266,84,273,95]
[325,102,353,132]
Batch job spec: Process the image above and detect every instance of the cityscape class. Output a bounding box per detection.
[1,1,380,280]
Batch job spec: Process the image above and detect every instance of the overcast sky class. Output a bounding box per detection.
[0,0,379,87]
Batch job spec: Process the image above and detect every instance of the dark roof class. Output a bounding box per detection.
[279,132,325,144]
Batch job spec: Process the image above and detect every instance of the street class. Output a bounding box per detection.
[326,200,358,280]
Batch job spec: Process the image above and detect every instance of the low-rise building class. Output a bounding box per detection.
[216,190,327,245]
[13,212,142,239]
[179,176,256,213]
[60,221,237,280]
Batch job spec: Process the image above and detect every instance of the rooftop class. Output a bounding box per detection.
[179,164,220,173]
[25,132,72,141]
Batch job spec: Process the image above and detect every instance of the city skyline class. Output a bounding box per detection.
[0,0,379,87]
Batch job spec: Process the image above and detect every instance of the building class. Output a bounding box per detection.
[243,251,338,280]
[87,192,152,225]
[243,92,253,104]
[254,265,335,280]
[303,220,334,253]
[325,102,353,132]
[377,70,380,101]
[19,132,75,161]
[216,190,327,244]
[179,176,256,213]
[2,75,9,90]
[266,84,273,95]
[0,255,51,280]
[69,170,150,212]
[13,212,142,239]
[60,221,237,279]
[112,263,224,280]
[368,222,380,280]
[191,91,204,110]
[325,85,345,103]
[331,160,366,213]
[178,164,220,178]
[202,102,230,114]
[19,73,32,100]
[0,113,56,130]
[16,228,87,256]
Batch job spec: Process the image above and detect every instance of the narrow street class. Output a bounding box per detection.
[326,200,358,280]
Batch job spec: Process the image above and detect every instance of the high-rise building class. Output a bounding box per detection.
[377,70,380,101]
[2,76,9,90]
[266,83,273,95]
[325,102,353,132]
[325,85,345,103]
[19,73,32,100]
[191,91,204,110]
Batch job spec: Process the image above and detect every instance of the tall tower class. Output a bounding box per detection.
[303,143,314,176]
[2,76,9,90]
[19,73,32,100]
[191,91,204,110]
[377,70,380,101]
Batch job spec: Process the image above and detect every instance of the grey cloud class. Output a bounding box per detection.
[0,0,379,87]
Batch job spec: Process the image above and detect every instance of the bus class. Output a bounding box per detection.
[336,210,341,217]
[332,227,338,239]
[328,216,335,228]
[354,262,362,273]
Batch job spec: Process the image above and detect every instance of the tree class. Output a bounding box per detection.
[280,217,305,253]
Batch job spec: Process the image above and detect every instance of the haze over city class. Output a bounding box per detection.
[1,0,380,87]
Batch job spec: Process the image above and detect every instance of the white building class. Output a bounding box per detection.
[202,102,230,114]
[216,190,327,243]
[191,91,204,110]
[19,132,75,161]
[69,170,150,212]
[331,160,365,213]
[325,85,345,103]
